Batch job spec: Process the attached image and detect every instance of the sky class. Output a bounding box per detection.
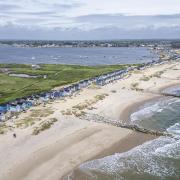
[0,0,180,40]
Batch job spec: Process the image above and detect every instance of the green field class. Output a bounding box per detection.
[0,64,131,104]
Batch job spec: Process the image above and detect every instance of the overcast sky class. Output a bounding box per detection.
[0,0,180,40]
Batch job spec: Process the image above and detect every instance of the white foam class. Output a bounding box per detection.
[167,123,180,135]
[130,101,162,122]
[79,136,180,178]
[130,98,180,122]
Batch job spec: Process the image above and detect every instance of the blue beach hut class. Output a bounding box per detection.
[0,104,7,121]
[64,87,71,96]
[8,102,21,112]
[0,104,8,114]
[74,83,80,91]
[0,112,5,121]
[53,91,60,98]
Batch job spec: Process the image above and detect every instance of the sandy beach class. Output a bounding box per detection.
[0,60,180,180]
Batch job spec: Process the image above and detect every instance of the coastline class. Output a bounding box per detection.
[64,132,155,179]
[0,60,180,180]
[120,82,180,123]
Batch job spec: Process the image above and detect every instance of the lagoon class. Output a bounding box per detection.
[0,46,158,65]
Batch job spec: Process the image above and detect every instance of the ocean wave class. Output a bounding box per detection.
[167,123,180,135]
[163,86,180,96]
[130,97,180,123]
[76,136,180,179]
[130,101,162,122]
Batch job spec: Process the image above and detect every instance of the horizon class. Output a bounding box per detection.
[1,38,180,42]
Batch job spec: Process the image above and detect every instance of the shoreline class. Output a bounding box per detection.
[64,132,155,179]
[120,82,180,123]
[0,60,180,180]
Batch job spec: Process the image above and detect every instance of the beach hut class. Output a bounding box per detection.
[0,104,7,121]
[0,112,5,121]
[15,98,27,111]
[48,91,54,100]
[89,77,96,84]
[96,77,105,86]
[28,95,40,105]
[53,91,61,98]
[64,87,71,96]
[74,83,80,91]
[59,90,65,97]
[0,104,8,114]
[26,96,36,106]
[24,100,33,109]
[68,85,74,95]
[39,93,49,102]
[79,80,88,89]
[8,102,21,112]
[71,84,76,93]
[33,97,40,105]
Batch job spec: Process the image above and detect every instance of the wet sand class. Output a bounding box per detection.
[64,132,155,180]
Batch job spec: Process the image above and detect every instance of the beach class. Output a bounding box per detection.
[0,60,180,180]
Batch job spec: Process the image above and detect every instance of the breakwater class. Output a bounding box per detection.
[82,113,173,137]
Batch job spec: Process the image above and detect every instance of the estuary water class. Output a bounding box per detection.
[0,46,157,65]
[66,87,180,180]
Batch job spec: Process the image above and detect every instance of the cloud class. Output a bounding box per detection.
[74,14,180,30]
[0,23,180,40]
[0,0,180,39]
[51,2,83,10]
[0,3,21,12]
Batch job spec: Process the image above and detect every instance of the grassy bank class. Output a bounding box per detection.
[0,64,131,104]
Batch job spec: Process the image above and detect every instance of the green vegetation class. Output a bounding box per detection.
[131,82,139,89]
[61,93,108,118]
[32,118,58,135]
[131,82,143,91]
[0,123,8,134]
[140,75,151,81]
[30,109,54,118]
[15,108,54,128]
[0,64,130,104]
[15,117,40,128]
[152,71,165,78]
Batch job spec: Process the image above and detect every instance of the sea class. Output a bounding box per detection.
[66,86,180,180]
[0,46,158,65]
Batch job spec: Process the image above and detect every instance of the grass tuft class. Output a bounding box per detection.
[32,118,58,135]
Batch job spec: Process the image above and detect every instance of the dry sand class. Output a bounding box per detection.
[0,60,180,180]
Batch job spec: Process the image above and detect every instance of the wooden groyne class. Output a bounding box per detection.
[83,113,173,137]
[161,92,180,98]
[108,121,172,137]
[144,90,180,99]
